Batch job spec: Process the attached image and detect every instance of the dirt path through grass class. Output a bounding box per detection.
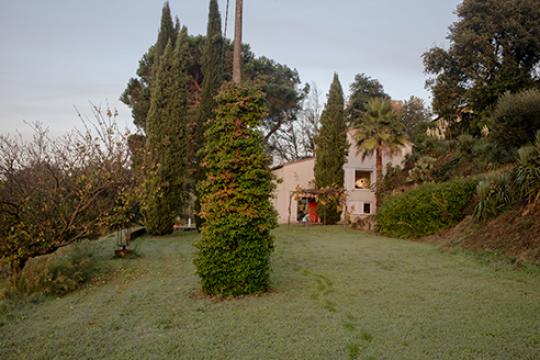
[1,226,539,359]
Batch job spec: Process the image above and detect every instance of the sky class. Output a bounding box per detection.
[0,0,461,137]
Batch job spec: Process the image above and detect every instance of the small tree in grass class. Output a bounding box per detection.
[194,83,277,296]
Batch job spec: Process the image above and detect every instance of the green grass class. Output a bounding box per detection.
[1,226,539,359]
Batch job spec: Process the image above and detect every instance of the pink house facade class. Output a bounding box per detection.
[272,131,412,224]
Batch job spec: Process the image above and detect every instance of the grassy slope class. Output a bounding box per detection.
[1,226,539,359]
[430,200,540,265]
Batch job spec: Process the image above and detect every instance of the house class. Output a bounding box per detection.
[272,131,411,224]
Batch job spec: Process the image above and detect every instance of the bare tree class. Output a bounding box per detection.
[301,83,322,155]
[0,107,138,276]
[268,83,322,163]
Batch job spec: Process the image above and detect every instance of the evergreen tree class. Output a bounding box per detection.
[314,74,348,224]
[143,28,190,236]
[120,2,177,130]
[424,0,540,135]
[194,84,277,296]
[194,0,224,229]
[200,0,224,123]
[155,2,176,66]
[346,73,389,126]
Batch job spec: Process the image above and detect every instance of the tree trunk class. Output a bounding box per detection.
[375,148,383,212]
[232,0,243,84]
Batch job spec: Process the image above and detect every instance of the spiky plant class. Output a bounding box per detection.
[515,130,540,203]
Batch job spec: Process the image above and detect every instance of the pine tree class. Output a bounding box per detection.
[143,27,190,236]
[194,0,224,229]
[194,84,277,296]
[314,73,348,224]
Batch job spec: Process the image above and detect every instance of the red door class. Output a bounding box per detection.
[308,200,319,224]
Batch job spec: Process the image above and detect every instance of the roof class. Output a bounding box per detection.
[271,156,315,171]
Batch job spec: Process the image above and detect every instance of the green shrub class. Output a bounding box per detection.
[4,241,99,299]
[376,179,478,238]
[490,89,540,152]
[431,157,460,182]
[474,173,516,222]
[194,84,277,297]
[407,156,436,183]
[515,130,540,203]
[471,138,513,167]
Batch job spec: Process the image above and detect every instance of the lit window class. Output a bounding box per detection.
[355,170,371,190]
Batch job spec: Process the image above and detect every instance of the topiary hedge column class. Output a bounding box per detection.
[194,83,277,296]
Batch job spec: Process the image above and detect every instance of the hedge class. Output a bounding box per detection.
[376,179,478,238]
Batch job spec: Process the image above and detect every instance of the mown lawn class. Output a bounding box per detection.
[1,226,539,359]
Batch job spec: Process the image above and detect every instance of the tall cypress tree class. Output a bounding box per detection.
[120,1,177,130]
[194,0,224,229]
[199,0,224,128]
[314,73,348,224]
[154,1,176,71]
[143,27,190,236]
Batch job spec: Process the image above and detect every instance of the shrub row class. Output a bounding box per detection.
[376,179,478,238]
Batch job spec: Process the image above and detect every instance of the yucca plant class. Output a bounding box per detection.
[515,130,540,204]
[474,173,516,222]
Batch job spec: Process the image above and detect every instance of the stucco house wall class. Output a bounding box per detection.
[344,132,412,218]
[272,157,315,224]
[271,131,411,224]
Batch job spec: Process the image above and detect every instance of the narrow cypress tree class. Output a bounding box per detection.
[200,0,224,117]
[143,27,190,236]
[194,0,225,229]
[155,2,176,65]
[314,73,348,224]
[194,84,277,296]
[120,1,177,130]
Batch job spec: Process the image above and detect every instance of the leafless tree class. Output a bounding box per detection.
[0,107,137,276]
[268,83,322,164]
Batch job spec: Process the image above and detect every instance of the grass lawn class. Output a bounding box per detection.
[1,226,539,359]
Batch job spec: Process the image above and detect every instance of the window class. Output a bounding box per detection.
[355,170,371,190]
[363,202,371,214]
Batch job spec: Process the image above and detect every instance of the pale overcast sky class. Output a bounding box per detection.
[0,0,461,136]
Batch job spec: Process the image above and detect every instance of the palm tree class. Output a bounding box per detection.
[354,98,407,210]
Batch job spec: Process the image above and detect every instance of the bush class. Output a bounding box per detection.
[474,173,516,222]
[490,89,540,152]
[4,241,99,300]
[471,138,514,167]
[515,130,540,203]
[194,84,277,297]
[376,179,478,238]
[472,131,540,222]
[407,156,436,183]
